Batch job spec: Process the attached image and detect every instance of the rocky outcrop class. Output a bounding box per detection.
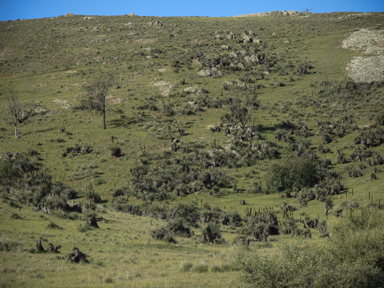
[233,10,310,17]
[197,68,222,77]
[342,29,384,82]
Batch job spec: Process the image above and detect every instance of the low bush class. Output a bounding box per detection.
[265,156,319,193]
[235,207,384,287]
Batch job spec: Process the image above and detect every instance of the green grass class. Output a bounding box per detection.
[0,11,384,287]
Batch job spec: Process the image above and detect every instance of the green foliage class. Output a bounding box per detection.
[265,157,319,193]
[47,221,62,229]
[235,242,382,288]
[0,161,20,186]
[235,208,384,287]
[1,11,384,287]
[179,260,193,272]
[0,235,23,252]
[328,207,384,267]
[152,217,191,243]
[192,263,209,273]
[77,223,94,233]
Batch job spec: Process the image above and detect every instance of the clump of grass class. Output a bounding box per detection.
[179,260,193,272]
[77,224,93,233]
[10,213,21,219]
[47,221,62,229]
[104,277,114,283]
[209,263,234,273]
[192,263,209,273]
[93,260,104,267]
[0,235,23,252]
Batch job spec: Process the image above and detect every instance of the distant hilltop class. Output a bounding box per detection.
[233,10,310,17]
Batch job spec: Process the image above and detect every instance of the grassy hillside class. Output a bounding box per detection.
[0,11,384,287]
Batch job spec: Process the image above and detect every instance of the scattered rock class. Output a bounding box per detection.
[197,68,222,77]
[244,55,259,63]
[52,98,71,109]
[147,21,163,27]
[346,56,384,82]
[342,29,384,82]
[225,34,234,40]
[184,86,198,93]
[233,10,309,17]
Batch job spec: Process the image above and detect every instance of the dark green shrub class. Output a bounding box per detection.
[0,160,20,186]
[265,157,319,193]
[235,241,382,288]
[47,221,62,229]
[236,208,384,287]
[192,264,209,273]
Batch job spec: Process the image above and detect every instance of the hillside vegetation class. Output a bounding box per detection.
[0,11,384,287]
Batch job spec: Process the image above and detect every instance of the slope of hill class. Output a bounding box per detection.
[0,11,384,287]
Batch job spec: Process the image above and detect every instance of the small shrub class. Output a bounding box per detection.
[192,263,209,273]
[77,224,93,233]
[209,263,234,273]
[104,277,114,284]
[47,221,62,229]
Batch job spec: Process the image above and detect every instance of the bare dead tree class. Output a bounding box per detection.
[82,75,114,130]
[6,92,33,139]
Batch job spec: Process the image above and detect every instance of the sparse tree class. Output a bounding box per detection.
[82,75,114,130]
[6,92,33,139]
[224,86,259,131]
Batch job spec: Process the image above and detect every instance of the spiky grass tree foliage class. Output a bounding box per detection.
[201,222,223,244]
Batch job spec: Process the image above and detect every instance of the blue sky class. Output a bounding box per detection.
[0,0,383,21]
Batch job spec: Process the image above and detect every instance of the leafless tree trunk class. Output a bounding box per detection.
[82,75,114,130]
[7,93,33,139]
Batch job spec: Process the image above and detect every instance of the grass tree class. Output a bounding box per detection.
[82,75,114,130]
